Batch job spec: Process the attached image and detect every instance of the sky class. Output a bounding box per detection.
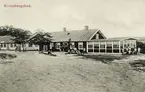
[0,0,145,38]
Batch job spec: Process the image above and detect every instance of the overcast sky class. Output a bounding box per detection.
[0,0,145,37]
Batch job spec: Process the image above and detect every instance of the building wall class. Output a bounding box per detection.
[0,43,39,51]
[0,43,16,50]
[25,43,39,51]
[52,41,87,52]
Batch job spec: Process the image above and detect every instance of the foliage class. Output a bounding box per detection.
[0,25,31,44]
[0,25,11,35]
[28,29,52,44]
[137,41,145,53]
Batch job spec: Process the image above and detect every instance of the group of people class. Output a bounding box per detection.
[121,47,141,55]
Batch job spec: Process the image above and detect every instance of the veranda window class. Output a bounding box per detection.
[113,41,119,48]
[94,44,99,49]
[88,42,93,52]
[100,42,105,49]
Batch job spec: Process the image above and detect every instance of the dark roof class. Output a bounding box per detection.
[29,29,106,42]
[51,29,104,42]
[0,36,14,43]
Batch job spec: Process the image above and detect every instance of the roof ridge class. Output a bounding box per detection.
[51,28,99,33]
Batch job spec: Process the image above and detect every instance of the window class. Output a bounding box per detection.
[100,49,105,52]
[113,44,119,48]
[29,43,33,47]
[88,45,93,52]
[78,42,83,49]
[88,45,93,48]
[107,44,112,51]
[10,43,13,47]
[100,45,105,48]
[120,45,123,49]
[96,34,99,39]
[79,45,83,49]
[113,49,119,53]
[88,42,93,52]
[100,42,105,49]
[94,44,99,52]
[107,44,112,47]
[113,41,119,48]
[94,44,99,49]
[4,43,6,47]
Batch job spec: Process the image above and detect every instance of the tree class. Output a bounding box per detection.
[0,25,31,51]
[8,28,31,43]
[137,41,145,53]
[28,30,52,52]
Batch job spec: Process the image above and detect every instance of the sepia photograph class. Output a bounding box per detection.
[0,0,145,92]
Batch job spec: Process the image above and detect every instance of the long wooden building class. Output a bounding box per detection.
[40,26,137,53]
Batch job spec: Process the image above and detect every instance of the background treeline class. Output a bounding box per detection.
[0,25,31,44]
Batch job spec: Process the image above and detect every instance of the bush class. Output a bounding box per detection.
[0,53,17,59]
[137,42,145,54]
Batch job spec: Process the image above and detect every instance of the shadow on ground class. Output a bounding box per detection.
[130,59,145,72]
[0,53,17,64]
[78,54,129,64]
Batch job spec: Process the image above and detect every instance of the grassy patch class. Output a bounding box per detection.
[129,60,145,72]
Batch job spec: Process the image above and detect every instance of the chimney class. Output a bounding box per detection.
[63,27,67,32]
[84,25,89,30]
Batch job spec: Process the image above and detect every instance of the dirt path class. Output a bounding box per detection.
[0,51,145,92]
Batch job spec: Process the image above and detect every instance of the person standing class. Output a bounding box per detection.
[134,48,137,54]
[138,47,141,54]
[128,47,131,55]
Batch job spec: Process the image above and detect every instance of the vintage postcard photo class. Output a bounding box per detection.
[0,0,145,92]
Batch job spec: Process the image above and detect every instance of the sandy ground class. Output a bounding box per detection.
[0,51,145,92]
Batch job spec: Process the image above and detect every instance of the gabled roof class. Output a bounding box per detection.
[0,36,14,43]
[51,29,105,42]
